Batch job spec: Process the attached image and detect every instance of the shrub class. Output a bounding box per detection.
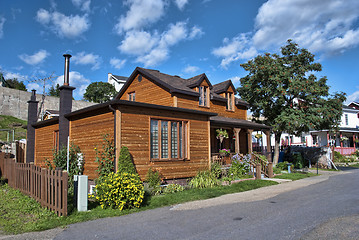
[189,171,219,189]
[276,161,289,171]
[45,143,84,195]
[210,162,222,179]
[95,134,115,178]
[334,151,346,162]
[228,154,251,180]
[145,168,162,195]
[117,146,137,175]
[94,172,144,210]
[292,152,304,169]
[163,184,184,194]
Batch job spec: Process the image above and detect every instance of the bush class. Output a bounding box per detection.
[189,171,219,189]
[117,146,137,175]
[227,154,251,181]
[94,172,144,210]
[145,168,162,195]
[210,162,222,179]
[292,152,304,169]
[334,151,346,162]
[45,143,84,195]
[95,134,115,178]
[276,161,289,171]
[163,184,184,194]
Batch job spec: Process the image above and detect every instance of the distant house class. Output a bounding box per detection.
[310,105,359,155]
[42,109,59,121]
[30,66,271,181]
[108,73,127,92]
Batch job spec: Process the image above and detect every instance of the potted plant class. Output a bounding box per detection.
[216,128,229,149]
[219,148,230,157]
[340,136,349,142]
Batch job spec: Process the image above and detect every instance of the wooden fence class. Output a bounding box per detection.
[0,152,68,216]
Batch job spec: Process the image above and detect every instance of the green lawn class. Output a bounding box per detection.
[274,172,317,181]
[0,115,27,141]
[0,179,277,234]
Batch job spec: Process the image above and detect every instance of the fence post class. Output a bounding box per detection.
[256,163,261,179]
[268,162,273,178]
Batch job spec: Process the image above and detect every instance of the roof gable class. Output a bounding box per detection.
[186,73,212,89]
[212,80,236,94]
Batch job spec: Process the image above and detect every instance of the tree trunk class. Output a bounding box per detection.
[273,132,282,165]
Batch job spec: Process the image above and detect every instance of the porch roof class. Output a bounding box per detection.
[310,127,359,134]
[210,116,271,130]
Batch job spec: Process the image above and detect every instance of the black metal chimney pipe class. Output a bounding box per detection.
[59,54,75,149]
[26,89,38,163]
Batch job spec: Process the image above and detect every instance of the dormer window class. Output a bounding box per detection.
[226,92,234,111]
[128,92,135,101]
[199,86,208,107]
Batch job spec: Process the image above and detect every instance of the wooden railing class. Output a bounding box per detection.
[0,152,68,216]
[250,153,273,179]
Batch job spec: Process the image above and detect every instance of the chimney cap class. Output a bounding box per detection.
[63,54,72,58]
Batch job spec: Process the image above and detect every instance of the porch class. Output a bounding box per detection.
[311,129,359,155]
[210,116,272,165]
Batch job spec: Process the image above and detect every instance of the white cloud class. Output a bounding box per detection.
[174,0,188,10]
[72,0,91,12]
[183,65,199,74]
[72,52,101,70]
[118,30,158,55]
[114,0,167,34]
[27,82,42,93]
[110,58,126,69]
[36,9,90,39]
[18,49,50,65]
[346,90,359,104]
[189,26,204,39]
[0,16,6,38]
[212,34,257,68]
[55,71,91,99]
[213,0,359,68]
[4,71,28,81]
[231,76,241,84]
[119,21,203,67]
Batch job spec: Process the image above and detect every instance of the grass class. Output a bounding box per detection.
[0,179,277,234]
[0,115,27,141]
[274,172,317,181]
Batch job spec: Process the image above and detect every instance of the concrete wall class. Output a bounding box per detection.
[0,87,95,121]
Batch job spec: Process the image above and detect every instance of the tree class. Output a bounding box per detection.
[238,40,346,164]
[1,73,27,91]
[48,83,60,97]
[83,82,117,103]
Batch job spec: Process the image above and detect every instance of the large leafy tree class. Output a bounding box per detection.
[238,40,346,164]
[83,82,117,103]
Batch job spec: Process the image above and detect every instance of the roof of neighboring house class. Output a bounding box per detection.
[210,116,271,130]
[44,109,59,115]
[112,74,128,82]
[310,127,359,133]
[115,67,249,107]
[343,105,359,112]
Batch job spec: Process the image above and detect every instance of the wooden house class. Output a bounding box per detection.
[30,64,271,181]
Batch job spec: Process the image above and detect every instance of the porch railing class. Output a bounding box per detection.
[334,147,356,156]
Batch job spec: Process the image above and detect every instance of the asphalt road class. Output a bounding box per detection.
[2,169,358,240]
[51,169,359,240]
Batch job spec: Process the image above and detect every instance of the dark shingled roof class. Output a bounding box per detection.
[112,75,128,82]
[212,80,233,94]
[115,67,249,107]
[210,116,271,130]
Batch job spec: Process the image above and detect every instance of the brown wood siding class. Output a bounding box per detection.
[35,123,59,167]
[119,74,173,107]
[176,93,247,119]
[119,105,209,180]
[70,111,114,180]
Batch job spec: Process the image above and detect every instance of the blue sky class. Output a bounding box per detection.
[0,0,359,102]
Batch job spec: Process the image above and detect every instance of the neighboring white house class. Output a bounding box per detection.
[108,73,127,92]
[251,104,359,155]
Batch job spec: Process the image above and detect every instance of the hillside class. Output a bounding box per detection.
[0,115,27,142]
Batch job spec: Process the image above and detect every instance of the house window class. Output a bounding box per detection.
[128,92,135,101]
[53,130,59,151]
[150,119,188,160]
[199,86,208,107]
[226,92,233,111]
[345,114,348,125]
